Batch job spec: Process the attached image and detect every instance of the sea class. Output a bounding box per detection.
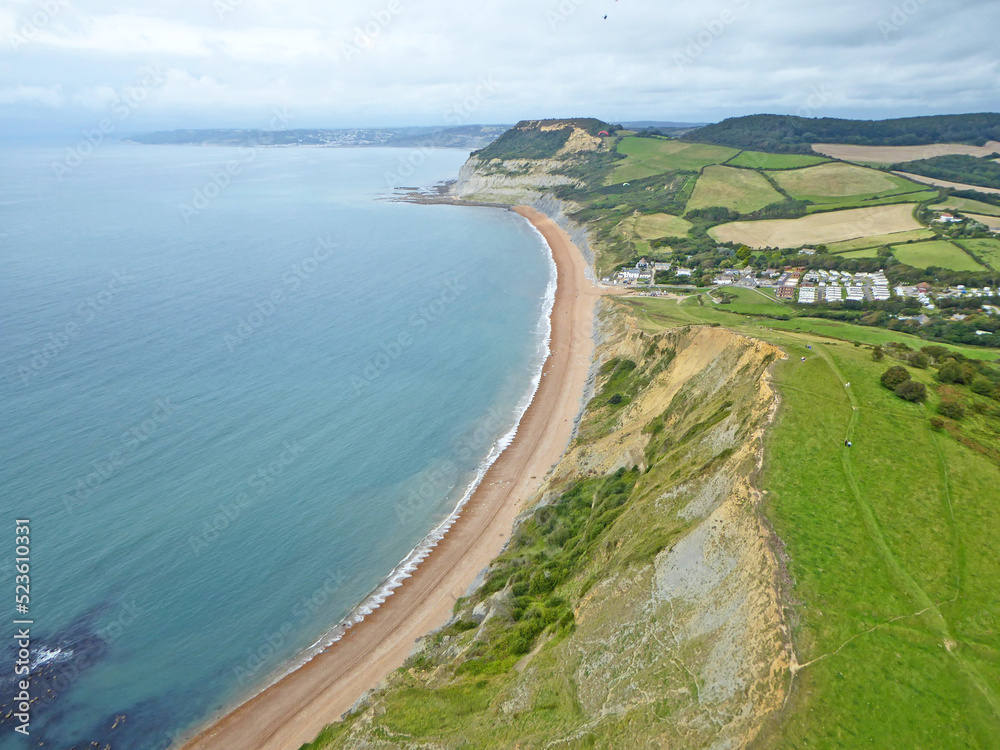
[0,143,554,749]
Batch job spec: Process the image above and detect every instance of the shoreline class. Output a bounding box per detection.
[179,205,602,750]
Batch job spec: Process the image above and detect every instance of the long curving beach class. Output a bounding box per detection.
[180,205,601,750]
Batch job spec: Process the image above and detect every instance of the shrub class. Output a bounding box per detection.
[971,376,994,396]
[872,346,885,362]
[938,398,966,420]
[936,361,962,383]
[609,394,623,405]
[894,380,927,402]
[908,352,930,369]
[881,366,911,390]
[930,417,945,431]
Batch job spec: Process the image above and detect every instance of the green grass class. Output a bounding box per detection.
[839,247,882,258]
[725,150,830,170]
[769,163,926,206]
[933,197,1000,218]
[712,286,793,316]
[685,165,785,214]
[802,189,938,213]
[625,296,1000,361]
[620,294,1000,744]
[610,137,738,184]
[892,240,987,272]
[631,212,692,240]
[955,238,1000,271]
[827,228,936,254]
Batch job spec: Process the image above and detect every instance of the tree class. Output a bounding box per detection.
[936,361,962,383]
[881,366,911,390]
[895,380,927,402]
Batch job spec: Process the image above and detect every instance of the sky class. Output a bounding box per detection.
[1,0,998,137]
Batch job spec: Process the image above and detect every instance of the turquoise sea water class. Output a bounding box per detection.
[0,144,552,748]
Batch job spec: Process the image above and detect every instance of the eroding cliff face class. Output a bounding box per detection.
[452,120,606,203]
[311,307,793,750]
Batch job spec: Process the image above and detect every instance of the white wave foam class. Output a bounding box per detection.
[246,213,558,698]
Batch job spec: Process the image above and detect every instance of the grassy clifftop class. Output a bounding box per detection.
[303,310,791,749]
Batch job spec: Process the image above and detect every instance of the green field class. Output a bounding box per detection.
[839,247,881,258]
[631,212,692,239]
[621,296,1000,747]
[725,150,830,170]
[956,238,1000,270]
[610,137,738,183]
[769,162,926,206]
[803,189,938,213]
[685,165,784,214]
[933,196,1000,218]
[712,285,793,315]
[628,296,1000,360]
[892,240,987,271]
[827,228,936,254]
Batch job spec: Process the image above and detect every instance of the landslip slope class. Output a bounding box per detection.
[303,309,793,749]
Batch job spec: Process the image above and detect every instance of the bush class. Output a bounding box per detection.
[971,376,995,396]
[881,366,911,390]
[908,352,930,369]
[894,380,927,402]
[936,361,962,383]
[872,346,885,362]
[930,417,945,431]
[938,398,966,420]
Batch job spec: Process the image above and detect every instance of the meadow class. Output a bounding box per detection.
[768,162,924,206]
[827,228,935,254]
[709,203,922,249]
[623,295,1000,745]
[685,165,784,214]
[724,150,830,170]
[933,196,1000,218]
[610,137,738,183]
[891,240,986,272]
[631,212,692,240]
[956,238,1000,270]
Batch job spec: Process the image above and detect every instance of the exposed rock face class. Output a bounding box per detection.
[316,308,794,750]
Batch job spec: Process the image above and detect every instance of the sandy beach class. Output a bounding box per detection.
[180,205,601,750]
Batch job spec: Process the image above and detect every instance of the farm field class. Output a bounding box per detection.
[894,171,1000,196]
[710,285,792,315]
[839,247,880,258]
[630,212,692,239]
[725,150,830,170]
[709,203,922,249]
[933,196,1000,217]
[827,228,935,253]
[813,140,1000,163]
[966,214,1000,231]
[685,165,784,214]
[610,137,737,183]
[891,240,986,271]
[956,238,1000,270]
[768,162,920,203]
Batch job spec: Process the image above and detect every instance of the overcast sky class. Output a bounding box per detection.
[2,0,998,136]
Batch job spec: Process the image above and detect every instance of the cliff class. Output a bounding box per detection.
[304,308,793,749]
